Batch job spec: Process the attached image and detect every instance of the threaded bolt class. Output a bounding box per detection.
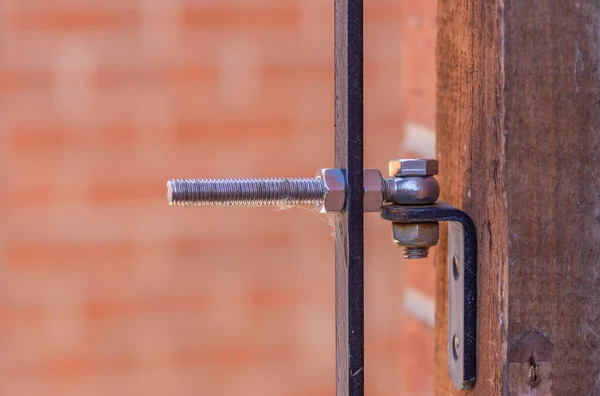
[403,246,430,260]
[167,160,441,259]
[167,178,325,207]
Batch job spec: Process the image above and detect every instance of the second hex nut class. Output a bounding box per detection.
[391,222,440,248]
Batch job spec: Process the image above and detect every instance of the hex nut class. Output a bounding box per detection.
[389,159,439,177]
[363,168,384,212]
[391,222,439,248]
[315,168,346,213]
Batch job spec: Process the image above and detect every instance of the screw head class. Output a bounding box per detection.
[452,255,460,280]
[389,159,439,177]
[452,334,460,360]
[315,168,346,213]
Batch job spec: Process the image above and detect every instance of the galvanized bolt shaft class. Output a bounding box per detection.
[167,178,324,207]
[168,168,346,212]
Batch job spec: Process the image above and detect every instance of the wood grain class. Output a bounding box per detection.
[436,0,600,394]
[334,0,364,395]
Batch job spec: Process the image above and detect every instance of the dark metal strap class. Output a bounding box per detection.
[381,202,477,388]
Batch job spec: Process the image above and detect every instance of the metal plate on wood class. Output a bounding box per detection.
[448,221,469,389]
[381,202,477,389]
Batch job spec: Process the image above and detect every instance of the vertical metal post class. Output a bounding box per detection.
[334,0,364,395]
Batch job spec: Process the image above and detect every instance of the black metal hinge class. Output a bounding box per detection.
[381,202,477,389]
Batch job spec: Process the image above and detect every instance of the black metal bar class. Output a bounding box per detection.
[334,0,364,395]
[381,202,477,386]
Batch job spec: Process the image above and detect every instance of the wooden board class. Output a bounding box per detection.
[334,0,364,395]
[436,0,600,394]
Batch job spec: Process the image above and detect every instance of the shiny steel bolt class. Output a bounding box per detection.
[167,169,347,213]
[167,168,383,213]
[167,178,325,207]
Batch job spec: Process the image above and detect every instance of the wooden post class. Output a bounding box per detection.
[436,0,600,394]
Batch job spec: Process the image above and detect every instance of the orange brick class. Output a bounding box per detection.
[174,343,295,367]
[94,66,220,88]
[259,64,331,84]
[0,69,53,92]
[175,118,295,144]
[6,355,137,379]
[86,179,158,204]
[180,4,301,30]
[400,0,437,128]
[9,120,136,151]
[365,2,403,22]
[83,296,211,319]
[399,315,435,395]
[403,253,436,297]
[172,235,293,256]
[9,124,72,149]
[12,8,140,32]
[0,183,56,207]
[4,242,136,268]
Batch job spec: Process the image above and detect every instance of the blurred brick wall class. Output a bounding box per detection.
[0,1,436,395]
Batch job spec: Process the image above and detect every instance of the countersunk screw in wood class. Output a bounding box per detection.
[452,334,460,360]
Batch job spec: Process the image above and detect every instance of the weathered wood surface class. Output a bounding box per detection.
[334,0,364,395]
[436,0,600,394]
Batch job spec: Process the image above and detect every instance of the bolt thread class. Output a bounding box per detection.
[167,178,325,207]
[403,246,429,259]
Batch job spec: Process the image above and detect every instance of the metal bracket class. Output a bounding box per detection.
[381,202,477,390]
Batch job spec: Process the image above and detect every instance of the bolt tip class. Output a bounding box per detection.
[403,246,429,260]
[166,180,174,205]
